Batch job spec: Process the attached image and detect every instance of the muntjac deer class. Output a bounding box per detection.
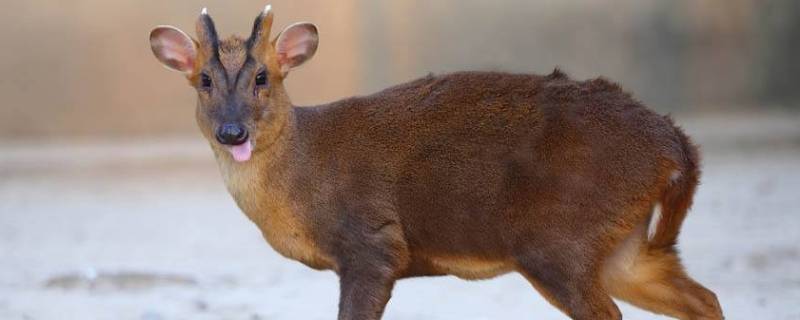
[149,5,723,320]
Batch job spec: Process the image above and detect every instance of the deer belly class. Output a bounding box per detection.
[428,256,514,280]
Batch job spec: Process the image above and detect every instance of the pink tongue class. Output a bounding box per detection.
[227,140,252,162]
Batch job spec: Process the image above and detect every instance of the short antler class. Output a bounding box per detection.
[195,7,220,58]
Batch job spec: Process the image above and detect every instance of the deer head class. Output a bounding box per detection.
[149,5,318,162]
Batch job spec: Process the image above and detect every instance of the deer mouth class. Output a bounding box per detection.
[226,138,253,162]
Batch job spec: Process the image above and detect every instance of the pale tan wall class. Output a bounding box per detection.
[0,0,791,139]
[0,0,363,139]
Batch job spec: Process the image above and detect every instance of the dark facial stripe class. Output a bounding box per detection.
[233,56,254,90]
[242,13,269,91]
[197,13,226,88]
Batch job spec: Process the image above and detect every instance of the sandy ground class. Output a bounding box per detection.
[1,112,799,320]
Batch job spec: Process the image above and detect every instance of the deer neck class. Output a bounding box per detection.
[212,107,332,268]
[213,107,300,223]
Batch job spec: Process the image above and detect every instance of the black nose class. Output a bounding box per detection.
[215,123,249,145]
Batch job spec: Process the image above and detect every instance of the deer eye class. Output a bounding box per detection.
[200,73,212,88]
[255,71,267,87]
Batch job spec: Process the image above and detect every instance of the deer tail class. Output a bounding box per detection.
[647,124,701,250]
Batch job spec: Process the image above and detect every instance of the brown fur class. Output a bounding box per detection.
[150,9,722,320]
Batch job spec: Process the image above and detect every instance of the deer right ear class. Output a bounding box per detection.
[149,26,198,74]
[274,22,319,75]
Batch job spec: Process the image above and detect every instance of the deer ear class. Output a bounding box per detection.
[149,26,198,74]
[274,22,318,75]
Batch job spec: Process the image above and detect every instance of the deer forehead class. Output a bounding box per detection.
[216,36,249,77]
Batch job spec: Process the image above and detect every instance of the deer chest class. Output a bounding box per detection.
[218,160,334,270]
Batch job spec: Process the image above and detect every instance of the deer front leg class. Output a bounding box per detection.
[331,209,410,320]
[337,265,397,320]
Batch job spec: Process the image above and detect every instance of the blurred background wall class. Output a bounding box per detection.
[0,0,798,139]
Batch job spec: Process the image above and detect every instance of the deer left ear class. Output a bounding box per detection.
[149,26,198,74]
[274,22,318,76]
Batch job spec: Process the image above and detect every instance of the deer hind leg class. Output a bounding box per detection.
[602,226,723,320]
[515,245,622,320]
